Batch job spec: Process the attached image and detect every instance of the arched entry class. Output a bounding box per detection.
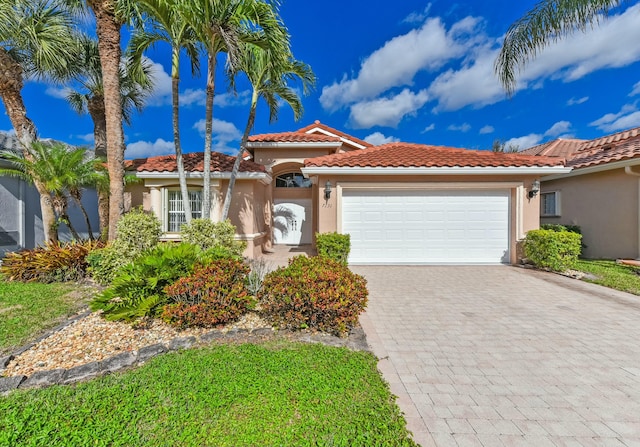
[272,164,313,245]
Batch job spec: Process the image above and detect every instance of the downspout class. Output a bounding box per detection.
[624,166,640,259]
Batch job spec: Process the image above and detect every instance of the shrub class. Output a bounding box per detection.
[181,218,246,256]
[524,229,582,272]
[162,259,252,328]
[246,257,273,296]
[90,243,211,321]
[258,256,368,337]
[541,223,582,235]
[1,240,104,283]
[316,232,351,265]
[87,209,162,284]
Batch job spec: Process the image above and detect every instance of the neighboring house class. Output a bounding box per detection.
[522,127,640,260]
[127,121,568,264]
[0,132,99,256]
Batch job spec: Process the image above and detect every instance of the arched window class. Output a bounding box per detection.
[275,172,312,188]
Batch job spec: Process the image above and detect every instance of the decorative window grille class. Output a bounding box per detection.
[167,190,202,232]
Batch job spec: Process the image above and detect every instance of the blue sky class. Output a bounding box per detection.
[2,0,640,159]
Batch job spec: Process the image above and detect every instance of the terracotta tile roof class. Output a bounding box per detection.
[125,152,266,173]
[523,126,640,170]
[248,131,340,144]
[520,139,585,158]
[568,137,640,169]
[304,143,564,168]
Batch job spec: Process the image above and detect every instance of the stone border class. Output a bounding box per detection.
[0,324,369,395]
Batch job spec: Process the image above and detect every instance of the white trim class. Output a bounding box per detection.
[515,185,524,239]
[246,141,340,149]
[132,171,272,182]
[302,126,368,150]
[302,166,571,176]
[542,158,640,181]
[18,179,25,248]
[235,231,268,241]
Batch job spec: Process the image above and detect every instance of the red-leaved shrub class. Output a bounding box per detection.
[162,259,251,328]
[258,256,368,337]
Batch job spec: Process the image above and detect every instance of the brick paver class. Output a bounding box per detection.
[353,266,640,447]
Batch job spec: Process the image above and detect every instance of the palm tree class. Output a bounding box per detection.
[0,0,81,242]
[130,0,201,224]
[185,0,287,220]
[0,142,104,241]
[221,44,315,220]
[66,36,154,237]
[495,0,623,94]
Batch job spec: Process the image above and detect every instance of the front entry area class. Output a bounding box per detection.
[273,199,312,245]
[342,189,511,264]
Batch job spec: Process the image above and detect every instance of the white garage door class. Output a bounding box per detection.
[342,189,510,264]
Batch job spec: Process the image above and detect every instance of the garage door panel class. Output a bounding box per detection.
[342,189,510,264]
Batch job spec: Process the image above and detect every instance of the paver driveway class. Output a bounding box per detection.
[352,266,640,447]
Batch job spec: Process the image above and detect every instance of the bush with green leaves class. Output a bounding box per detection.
[162,259,252,328]
[87,209,162,284]
[90,243,212,321]
[1,240,104,283]
[258,256,368,337]
[541,223,582,235]
[181,218,246,256]
[316,232,351,265]
[524,229,582,272]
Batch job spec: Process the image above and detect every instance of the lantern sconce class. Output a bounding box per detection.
[528,179,540,199]
[324,180,332,200]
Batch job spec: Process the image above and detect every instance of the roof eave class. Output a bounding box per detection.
[246,141,341,149]
[542,157,640,181]
[131,171,271,183]
[301,166,572,176]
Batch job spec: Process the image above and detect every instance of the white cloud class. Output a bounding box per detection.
[479,125,494,134]
[146,59,173,106]
[192,118,243,154]
[505,134,543,151]
[125,138,174,158]
[590,104,640,132]
[631,81,640,96]
[75,133,95,143]
[447,123,471,132]
[1,128,16,135]
[567,96,589,106]
[348,89,430,128]
[544,121,572,137]
[179,89,251,107]
[320,15,483,111]
[403,4,432,24]
[45,86,72,100]
[422,124,436,133]
[364,132,400,145]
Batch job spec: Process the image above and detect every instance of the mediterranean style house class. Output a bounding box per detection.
[523,127,640,260]
[126,121,569,264]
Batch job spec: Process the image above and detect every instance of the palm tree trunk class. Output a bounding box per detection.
[87,94,109,239]
[0,49,58,242]
[172,45,192,223]
[89,0,126,241]
[202,53,216,220]
[222,92,258,221]
[55,195,81,241]
[71,189,95,240]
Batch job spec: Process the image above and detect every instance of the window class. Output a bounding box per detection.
[275,172,311,188]
[541,191,560,217]
[167,190,202,232]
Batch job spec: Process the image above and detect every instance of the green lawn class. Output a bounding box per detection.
[0,343,417,447]
[0,280,82,354]
[575,259,640,295]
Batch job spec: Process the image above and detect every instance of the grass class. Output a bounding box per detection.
[0,280,81,354]
[575,259,640,295]
[0,343,417,447]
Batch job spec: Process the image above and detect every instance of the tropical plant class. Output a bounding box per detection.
[66,35,154,237]
[316,232,350,265]
[0,0,82,242]
[221,41,315,220]
[131,0,201,224]
[185,0,288,220]
[180,218,246,255]
[0,142,104,240]
[495,0,624,94]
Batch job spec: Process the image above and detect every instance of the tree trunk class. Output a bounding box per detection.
[89,1,126,241]
[172,45,192,224]
[87,94,109,239]
[71,189,95,240]
[54,195,81,241]
[0,48,58,242]
[222,92,258,221]
[202,53,216,220]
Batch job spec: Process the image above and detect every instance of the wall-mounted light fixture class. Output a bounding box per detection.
[324,180,332,200]
[528,179,540,199]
